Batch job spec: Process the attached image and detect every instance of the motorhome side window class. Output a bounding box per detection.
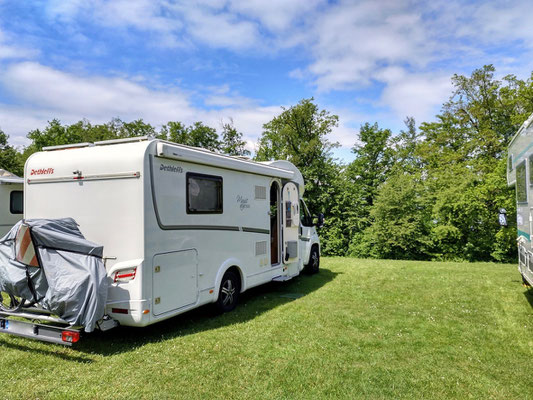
[186,173,223,214]
[10,190,23,214]
[529,155,533,185]
[516,161,527,203]
[509,154,513,171]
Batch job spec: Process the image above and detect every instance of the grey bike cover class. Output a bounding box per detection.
[0,218,108,332]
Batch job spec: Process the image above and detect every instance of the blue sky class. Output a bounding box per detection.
[0,0,532,161]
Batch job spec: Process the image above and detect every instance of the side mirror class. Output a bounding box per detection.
[498,208,507,227]
[316,213,324,228]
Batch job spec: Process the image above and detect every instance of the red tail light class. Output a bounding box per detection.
[62,330,80,343]
[111,308,129,314]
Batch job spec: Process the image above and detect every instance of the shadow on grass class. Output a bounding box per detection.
[0,340,94,363]
[523,286,533,309]
[68,267,338,356]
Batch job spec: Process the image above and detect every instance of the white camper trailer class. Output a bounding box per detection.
[0,170,23,237]
[15,136,321,335]
[507,113,533,286]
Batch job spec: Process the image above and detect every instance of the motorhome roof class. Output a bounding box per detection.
[36,138,298,181]
[509,113,533,149]
[0,169,22,184]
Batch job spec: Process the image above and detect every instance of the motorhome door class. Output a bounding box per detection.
[282,182,299,263]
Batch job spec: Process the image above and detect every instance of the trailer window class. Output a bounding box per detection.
[517,161,527,203]
[529,155,533,185]
[509,154,513,171]
[10,190,23,214]
[186,173,223,214]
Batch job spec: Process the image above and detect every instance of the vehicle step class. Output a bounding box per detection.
[272,275,293,282]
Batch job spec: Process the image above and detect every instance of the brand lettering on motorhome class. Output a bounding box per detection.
[236,195,250,210]
[30,168,54,176]
[160,164,183,173]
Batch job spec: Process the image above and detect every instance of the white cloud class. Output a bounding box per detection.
[0,62,195,122]
[306,0,432,91]
[0,28,38,60]
[42,0,324,51]
[0,62,281,149]
[228,0,324,33]
[183,7,260,51]
[379,70,452,123]
[3,0,533,156]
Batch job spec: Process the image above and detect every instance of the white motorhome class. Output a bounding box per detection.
[0,170,23,237]
[507,113,533,286]
[21,137,321,330]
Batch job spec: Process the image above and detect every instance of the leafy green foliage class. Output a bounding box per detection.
[160,121,221,151]
[255,98,340,217]
[220,119,250,156]
[0,129,23,176]
[350,171,432,259]
[348,65,529,262]
[1,65,529,262]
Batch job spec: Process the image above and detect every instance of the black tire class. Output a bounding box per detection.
[0,292,24,312]
[305,246,320,274]
[215,270,240,313]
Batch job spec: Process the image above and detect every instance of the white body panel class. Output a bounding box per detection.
[0,176,23,237]
[23,139,320,327]
[507,113,533,285]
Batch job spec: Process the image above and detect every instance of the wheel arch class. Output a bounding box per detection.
[213,258,246,302]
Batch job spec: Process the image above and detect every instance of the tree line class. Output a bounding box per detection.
[1,65,531,262]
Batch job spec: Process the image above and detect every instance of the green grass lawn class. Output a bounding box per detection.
[0,258,532,399]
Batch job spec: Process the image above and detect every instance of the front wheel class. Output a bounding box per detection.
[215,270,240,313]
[305,246,320,274]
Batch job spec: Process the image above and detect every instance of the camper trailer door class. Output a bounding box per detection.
[282,182,299,263]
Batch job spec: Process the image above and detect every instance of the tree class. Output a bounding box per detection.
[404,65,528,261]
[255,98,339,216]
[119,119,156,137]
[350,171,432,259]
[220,119,249,156]
[391,117,422,172]
[348,122,394,209]
[0,129,23,176]
[161,121,221,151]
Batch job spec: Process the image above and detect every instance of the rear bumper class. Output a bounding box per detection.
[106,299,152,327]
[0,315,80,346]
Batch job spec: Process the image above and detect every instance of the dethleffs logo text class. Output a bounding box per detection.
[30,168,54,176]
[160,164,183,173]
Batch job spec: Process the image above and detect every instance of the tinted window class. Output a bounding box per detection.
[187,173,223,214]
[529,155,533,185]
[509,154,513,171]
[300,200,313,227]
[10,191,23,214]
[517,161,527,203]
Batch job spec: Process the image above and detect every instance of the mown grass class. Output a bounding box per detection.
[0,258,532,399]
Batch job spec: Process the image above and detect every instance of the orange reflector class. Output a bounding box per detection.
[62,331,80,343]
[15,224,39,267]
[142,309,150,314]
[209,289,214,294]
[111,308,128,314]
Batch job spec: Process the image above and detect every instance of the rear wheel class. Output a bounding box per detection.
[215,270,240,313]
[305,246,320,274]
